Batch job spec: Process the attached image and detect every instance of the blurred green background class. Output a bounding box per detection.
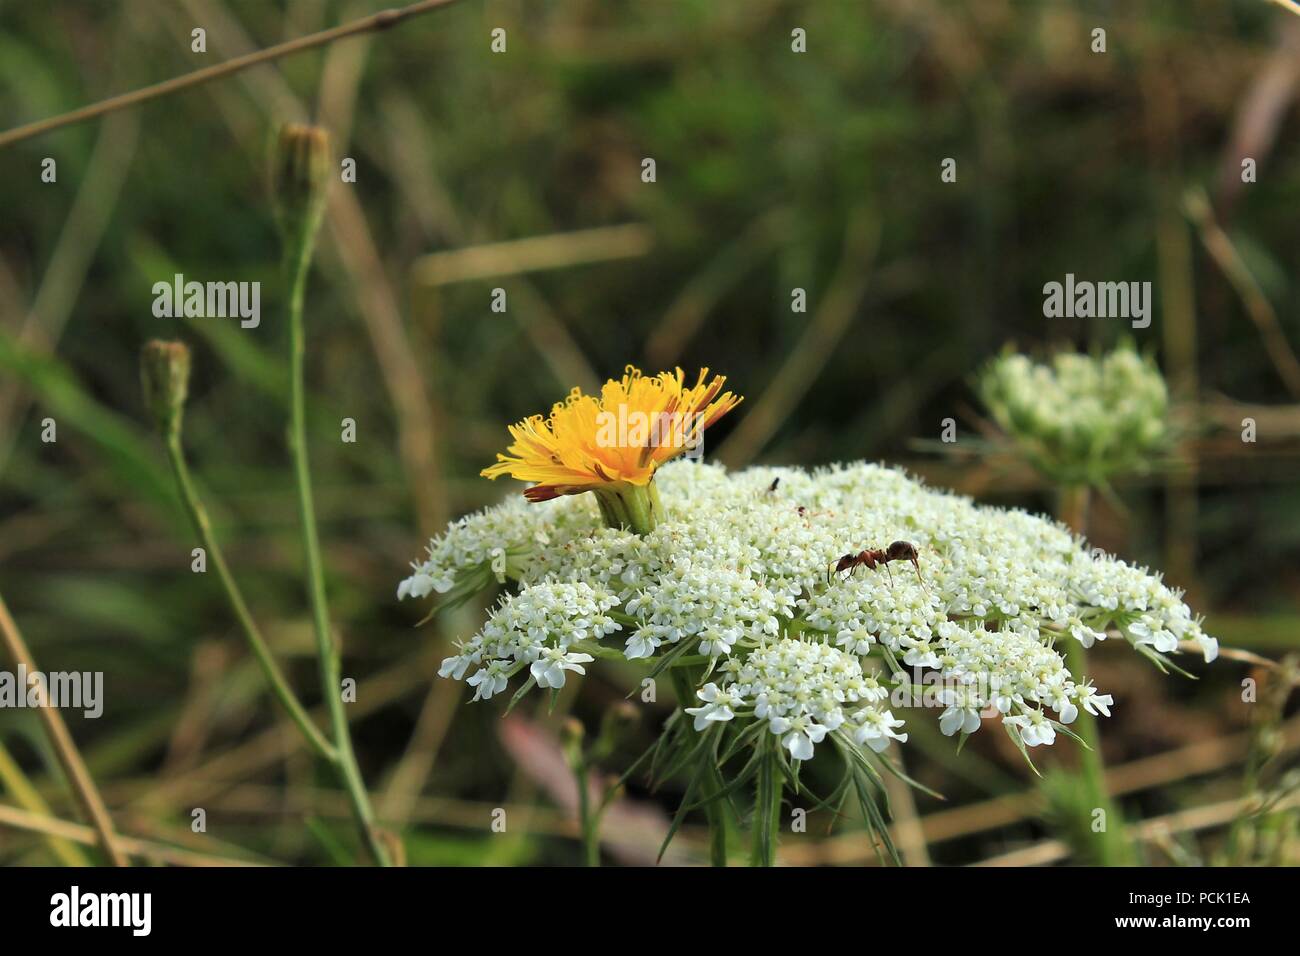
[0,0,1297,865]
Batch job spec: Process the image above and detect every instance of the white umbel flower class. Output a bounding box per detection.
[405,460,1217,758]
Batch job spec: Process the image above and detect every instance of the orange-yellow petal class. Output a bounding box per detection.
[481,365,743,500]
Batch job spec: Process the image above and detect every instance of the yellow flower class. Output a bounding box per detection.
[482,366,742,529]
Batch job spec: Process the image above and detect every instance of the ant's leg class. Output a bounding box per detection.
[885,563,894,587]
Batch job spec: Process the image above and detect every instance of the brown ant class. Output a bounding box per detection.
[829,540,925,589]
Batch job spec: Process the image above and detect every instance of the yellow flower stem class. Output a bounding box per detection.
[593,491,623,530]
[593,479,664,535]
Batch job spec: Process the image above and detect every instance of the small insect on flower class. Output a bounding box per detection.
[829,540,924,588]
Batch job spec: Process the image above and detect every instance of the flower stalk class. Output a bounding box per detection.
[560,704,638,864]
[592,480,664,535]
[276,123,391,866]
[154,400,335,761]
[1058,484,1090,538]
[749,743,782,867]
[1056,483,1133,866]
[143,339,334,760]
[561,718,602,866]
[670,667,729,866]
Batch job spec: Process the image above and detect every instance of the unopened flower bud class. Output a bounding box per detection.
[271,123,331,257]
[978,345,1169,486]
[140,339,191,437]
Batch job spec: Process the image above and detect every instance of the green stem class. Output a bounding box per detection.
[1058,484,1089,537]
[163,434,335,762]
[749,745,782,867]
[1063,638,1133,865]
[1056,483,1132,865]
[704,763,728,866]
[593,480,664,535]
[668,667,728,866]
[286,249,392,867]
[593,492,622,530]
[626,480,663,533]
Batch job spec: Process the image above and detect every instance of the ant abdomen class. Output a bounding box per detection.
[886,540,919,563]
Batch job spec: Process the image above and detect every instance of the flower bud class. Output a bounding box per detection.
[271,123,331,256]
[978,345,1168,486]
[140,339,191,437]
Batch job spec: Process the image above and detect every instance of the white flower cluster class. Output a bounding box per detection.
[437,581,621,700]
[928,620,1113,746]
[624,564,794,659]
[978,348,1168,483]
[397,496,557,600]
[688,638,906,761]
[402,459,1217,758]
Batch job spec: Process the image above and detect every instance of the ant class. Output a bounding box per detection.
[829,540,925,589]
